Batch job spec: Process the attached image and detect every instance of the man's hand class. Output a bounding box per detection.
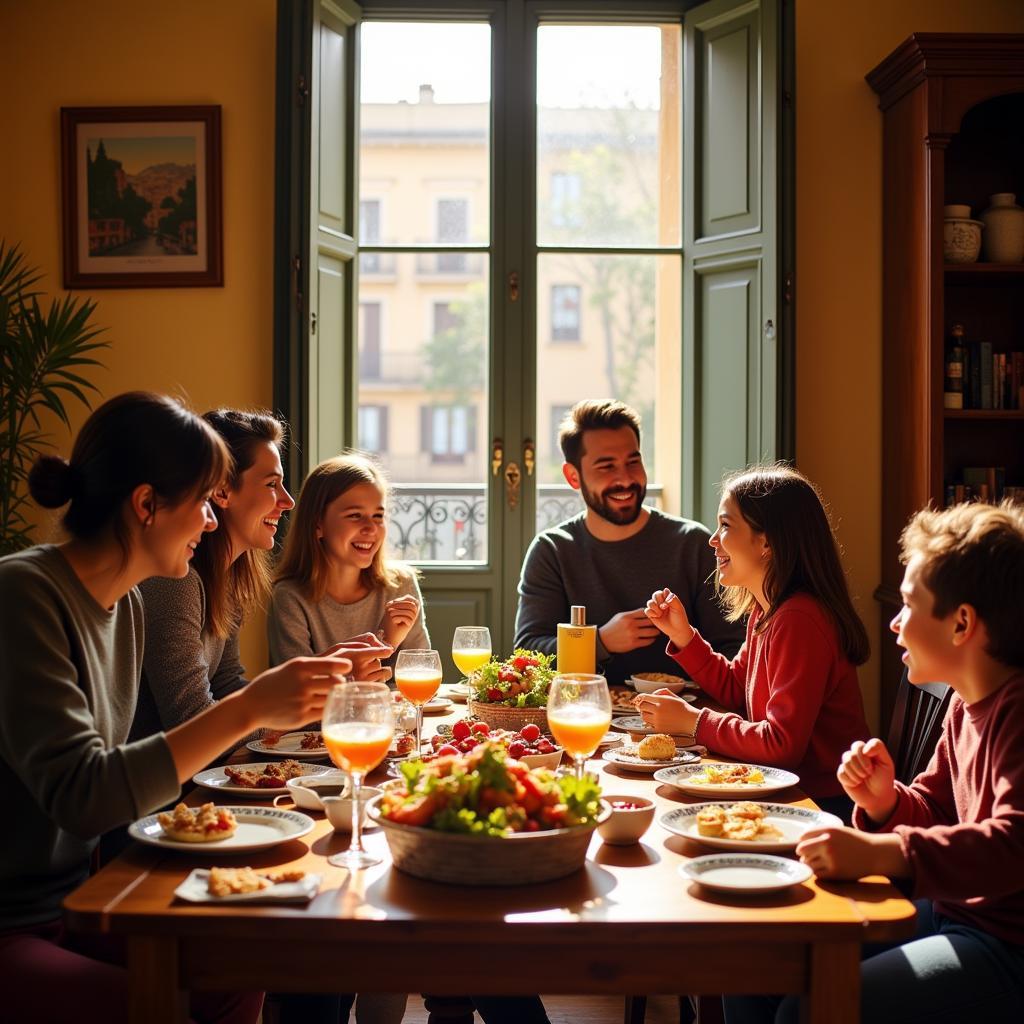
[796,827,910,881]
[599,609,662,653]
[246,654,351,728]
[837,738,898,824]
[643,588,695,649]
[318,633,394,683]
[635,692,698,735]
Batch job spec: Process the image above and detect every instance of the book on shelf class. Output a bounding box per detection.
[945,328,1021,410]
[944,324,965,409]
[945,466,1010,506]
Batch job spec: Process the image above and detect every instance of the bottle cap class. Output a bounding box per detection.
[570,605,586,626]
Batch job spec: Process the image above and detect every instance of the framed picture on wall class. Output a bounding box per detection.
[60,105,223,288]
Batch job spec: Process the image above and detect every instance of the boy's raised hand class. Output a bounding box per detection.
[837,738,898,824]
[643,588,695,649]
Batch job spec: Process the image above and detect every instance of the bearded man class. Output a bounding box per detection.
[514,399,743,682]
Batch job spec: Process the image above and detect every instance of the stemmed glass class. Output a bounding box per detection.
[546,674,612,781]
[394,649,443,755]
[321,681,395,869]
[451,626,492,687]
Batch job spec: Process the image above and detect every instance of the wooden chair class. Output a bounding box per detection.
[886,667,952,785]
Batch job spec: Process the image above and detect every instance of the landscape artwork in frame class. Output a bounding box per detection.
[61,106,223,288]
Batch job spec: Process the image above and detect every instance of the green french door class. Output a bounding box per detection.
[276,0,780,680]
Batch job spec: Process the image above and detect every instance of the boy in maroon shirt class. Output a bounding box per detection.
[725,501,1024,1024]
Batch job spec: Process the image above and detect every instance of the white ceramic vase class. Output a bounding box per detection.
[981,193,1024,263]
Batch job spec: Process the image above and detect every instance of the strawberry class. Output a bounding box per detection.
[507,740,527,759]
[471,722,490,736]
[513,656,528,672]
[437,743,459,757]
[519,723,540,743]
[487,687,503,701]
[535,739,555,754]
[451,720,471,741]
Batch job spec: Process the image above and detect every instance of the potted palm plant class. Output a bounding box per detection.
[0,241,107,555]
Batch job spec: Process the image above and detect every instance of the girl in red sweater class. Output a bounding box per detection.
[639,464,869,816]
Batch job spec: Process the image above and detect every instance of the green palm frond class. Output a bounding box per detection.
[0,241,107,552]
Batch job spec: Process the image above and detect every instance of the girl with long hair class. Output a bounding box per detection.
[269,452,428,667]
[640,463,870,817]
[0,392,349,1023]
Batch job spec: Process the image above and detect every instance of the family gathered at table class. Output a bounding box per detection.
[1,394,1022,1024]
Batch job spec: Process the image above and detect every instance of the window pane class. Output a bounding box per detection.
[537,24,681,248]
[357,254,489,562]
[360,23,490,246]
[536,253,680,532]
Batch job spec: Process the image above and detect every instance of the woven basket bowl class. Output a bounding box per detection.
[366,794,610,885]
[468,699,549,733]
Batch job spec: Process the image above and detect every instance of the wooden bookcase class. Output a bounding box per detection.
[867,34,1024,727]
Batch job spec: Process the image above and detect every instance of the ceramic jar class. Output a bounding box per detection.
[943,204,982,264]
[981,193,1024,263]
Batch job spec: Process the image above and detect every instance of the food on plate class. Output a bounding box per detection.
[470,649,555,708]
[696,806,726,837]
[379,741,601,836]
[299,731,324,750]
[429,719,560,759]
[609,687,640,712]
[206,866,307,896]
[687,763,766,787]
[632,672,686,686]
[637,734,676,760]
[158,803,237,843]
[223,759,306,788]
[695,802,783,842]
[392,733,417,756]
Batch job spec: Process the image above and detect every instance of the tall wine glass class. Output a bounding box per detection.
[321,681,394,869]
[394,649,443,755]
[546,673,612,781]
[451,626,491,685]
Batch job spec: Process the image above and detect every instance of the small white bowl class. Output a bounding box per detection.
[519,748,563,771]
[596,794,656,845]
[285,772,348,811]
[630,674,688,695]
[321,786,383,833]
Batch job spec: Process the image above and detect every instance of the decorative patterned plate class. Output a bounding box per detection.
[653,762,799,797]
[610,703,696,733]
[603,745,700,773]
[246,732,328,759]
[659,802,841,853]
[193,761,333,797]
[680,853,813,893]
[129,806,315,853]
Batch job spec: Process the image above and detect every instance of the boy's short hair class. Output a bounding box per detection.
[558,399,642,470]
[900,501,1024,668]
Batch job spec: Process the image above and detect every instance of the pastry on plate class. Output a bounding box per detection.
[206,866,306,896]
[696,805,726,836]
[158,802,237,843]
[223,759,306,788]
[637,733,676,760]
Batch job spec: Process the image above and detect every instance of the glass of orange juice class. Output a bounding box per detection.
[547,673,612,782]
[394,648,443,756]
[322,681,395,869]
[451,626,491,688]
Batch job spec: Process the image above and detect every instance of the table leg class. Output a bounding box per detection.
[126,936,188,1024]
[802,941,860,1024]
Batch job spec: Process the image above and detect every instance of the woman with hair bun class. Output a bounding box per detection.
[0,392,351,1024]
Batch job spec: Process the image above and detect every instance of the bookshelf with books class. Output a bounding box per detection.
[867,34,1024,727]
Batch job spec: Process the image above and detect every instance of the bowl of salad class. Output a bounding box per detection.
[467,649,555,733]
[367,742,608,885]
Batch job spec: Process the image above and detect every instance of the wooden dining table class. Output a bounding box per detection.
[65,690,917,1024]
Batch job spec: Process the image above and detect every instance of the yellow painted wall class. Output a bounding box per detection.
[795,0,1024,729]
[5,0,1024,708]
[0,0,278,671]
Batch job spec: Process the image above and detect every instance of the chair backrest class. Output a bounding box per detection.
[886,666,953,785]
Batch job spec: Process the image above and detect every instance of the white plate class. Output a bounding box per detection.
[174,868,323,904]
[446,683,470,703]
[422,695,453,714]
[603,746,700,773]
[246,732,328,759]
[659,802,842,852]
[193,762,333,797]
[653,762,800,797]
[680,854,813,894]
[629,673,697,694]
[129,806,315,853]
[595,729,624,749]
[610,704,696,733]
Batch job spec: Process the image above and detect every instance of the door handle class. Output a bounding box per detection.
[491,438,504,476]
[504,462,522,509]
[523,438,535,477]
